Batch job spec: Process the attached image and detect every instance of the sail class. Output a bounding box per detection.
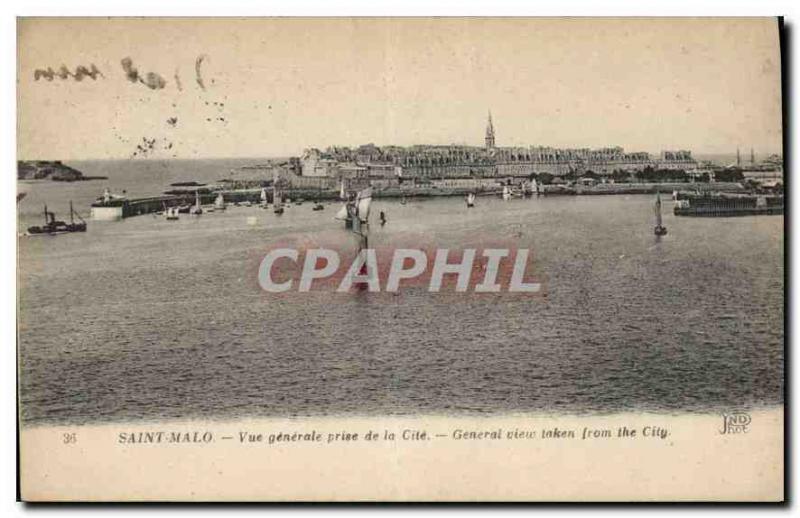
[355,187,372,222]
[339,180,346,200]
[195,191,202,209]
[215,193,225,207]
[260,188,268,203]
[334,204,349,220]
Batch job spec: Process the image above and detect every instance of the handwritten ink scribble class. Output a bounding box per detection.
[34,64,103,82]
[129,136,174,158]
[195,54,209,91]
[121,57,139,82]
[173,68,183,91]
[142,72,166,90]
[121,57,167,90]
[166,117,178,127]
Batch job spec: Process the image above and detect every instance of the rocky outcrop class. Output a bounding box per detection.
[17,161,106,182]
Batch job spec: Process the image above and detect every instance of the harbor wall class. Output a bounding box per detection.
[90,206,123,221]
[674,193,784,217]
[93,181,751,220]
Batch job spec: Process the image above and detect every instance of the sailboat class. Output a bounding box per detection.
[502,185,511,201]
[336,187,374,291]
[356,188,372,222]
[214,193,226,211]
[654,192,668,236]
[466,192,476,208]
[273,186,284,215]
[522,181,533,197]
[190,191,203,215]
[335,200,349,223]
[165,205,179,221]
[336,187,372,231]
[260,187,269,208]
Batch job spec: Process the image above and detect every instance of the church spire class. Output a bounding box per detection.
[485,110,496,149]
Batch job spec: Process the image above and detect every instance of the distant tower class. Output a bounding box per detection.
[750,148,755,165]
[736,147,741,167]
[485,111,496,149]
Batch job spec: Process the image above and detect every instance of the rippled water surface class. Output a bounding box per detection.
[18,161,784,425]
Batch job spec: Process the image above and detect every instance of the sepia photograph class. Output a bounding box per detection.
[15,16,785,502]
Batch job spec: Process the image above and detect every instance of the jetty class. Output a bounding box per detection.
[91,188,303,220]
[673,193,784,217]
[91,193,218,220]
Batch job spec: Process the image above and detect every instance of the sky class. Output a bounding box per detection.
[17,17,784,160]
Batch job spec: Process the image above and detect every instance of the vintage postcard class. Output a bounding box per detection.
[16,17,784,501]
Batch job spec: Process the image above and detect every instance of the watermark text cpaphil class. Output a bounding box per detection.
[257,247,542,293]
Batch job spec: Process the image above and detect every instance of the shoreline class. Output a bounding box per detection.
[163,181,748,202]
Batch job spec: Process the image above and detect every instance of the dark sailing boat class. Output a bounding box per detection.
[27,201,87,234]
[335,187,372,232]
[336,187,374,291]
[654,192,668,236]
[273,187,284,215]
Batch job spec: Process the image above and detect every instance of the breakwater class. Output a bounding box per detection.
[91,181,751,220]
[674,193,784,217]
